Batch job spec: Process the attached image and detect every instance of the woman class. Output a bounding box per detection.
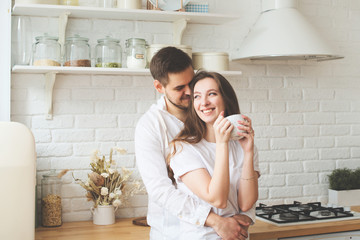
[167,71,260,239]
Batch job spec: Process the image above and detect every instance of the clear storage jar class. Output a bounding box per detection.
[64,34,91,67]
[125,38,147,69]
[16,0,59,4]
[95,36,122,68]
[32,33,61,66]
[41,170,62,227]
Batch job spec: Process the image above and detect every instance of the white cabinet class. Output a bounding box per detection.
[11,3,242,119]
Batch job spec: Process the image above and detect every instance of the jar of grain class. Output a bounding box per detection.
[125,38,147,69]
[32,33,61,66]
[41,170,62,227]
[64,34,91,67]
[95,36,122,68]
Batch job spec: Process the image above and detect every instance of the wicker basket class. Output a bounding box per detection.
[146,0,160,10]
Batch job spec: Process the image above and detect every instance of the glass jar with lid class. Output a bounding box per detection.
[125,38,147,69]
[95,36,122,68]
[41,170,62,227]
[32,33,61,66]
[64,34,91,67]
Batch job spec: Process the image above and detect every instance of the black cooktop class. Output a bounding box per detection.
[256,201,354,224]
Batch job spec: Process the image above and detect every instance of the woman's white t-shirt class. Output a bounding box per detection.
[170,139,260,240]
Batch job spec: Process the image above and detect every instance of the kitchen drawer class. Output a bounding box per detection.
[279,230,360,240]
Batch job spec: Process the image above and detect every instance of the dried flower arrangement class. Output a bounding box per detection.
[73,148,141,208]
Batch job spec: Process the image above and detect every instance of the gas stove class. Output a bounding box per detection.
[256,201,360,226]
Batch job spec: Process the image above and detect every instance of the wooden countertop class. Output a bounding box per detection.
[35,218,149,240]
[35,207,360,240]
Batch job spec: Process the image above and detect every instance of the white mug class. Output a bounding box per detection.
[117,0,141,9]
[225,114,246,140]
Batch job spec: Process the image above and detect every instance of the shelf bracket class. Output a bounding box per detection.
[58,11,70,60]
[172,18,187,45]
[44,72,57,120]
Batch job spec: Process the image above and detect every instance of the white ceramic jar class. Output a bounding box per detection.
[147,44,192,66]
[192,52,229,71]
[117,0,141,9]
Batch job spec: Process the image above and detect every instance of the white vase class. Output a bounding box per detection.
[90,205,118,225]
[328,189,360,207]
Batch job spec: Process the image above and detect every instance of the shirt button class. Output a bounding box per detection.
[178,215,182,219]
[196,221,200,225]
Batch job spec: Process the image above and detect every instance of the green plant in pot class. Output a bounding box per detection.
[328,168,360,207]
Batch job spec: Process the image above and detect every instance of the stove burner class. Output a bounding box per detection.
[262,207,275,214]
[279,212,299,221]
[320,210,331,216]
[298,204,311,211]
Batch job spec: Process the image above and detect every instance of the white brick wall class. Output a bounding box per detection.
[10,0,360,222]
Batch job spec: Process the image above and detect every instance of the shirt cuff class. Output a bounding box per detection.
[178,204,212,226]
[239,204,256,225]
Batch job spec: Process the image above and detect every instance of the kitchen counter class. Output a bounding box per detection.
[35,207,360,240]
[35,217,148,240]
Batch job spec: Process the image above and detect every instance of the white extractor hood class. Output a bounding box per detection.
[233,0,344,61]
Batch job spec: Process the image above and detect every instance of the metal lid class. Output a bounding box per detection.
[192,52,229,56]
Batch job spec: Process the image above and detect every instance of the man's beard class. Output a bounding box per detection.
[165,93,190,111]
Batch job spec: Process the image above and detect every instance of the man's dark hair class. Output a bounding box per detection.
[150,46,193,87]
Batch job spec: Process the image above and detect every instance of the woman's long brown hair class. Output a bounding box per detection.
[167,71,241,185]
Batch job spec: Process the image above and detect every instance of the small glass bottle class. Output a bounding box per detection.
[60,0,79,6]
[95,36,122,68]
[41,170,62,227]
[125,38,147,69]
[32,33,61,66]
[64,34,91,67]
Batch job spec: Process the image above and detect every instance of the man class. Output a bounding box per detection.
[135,47,255,240]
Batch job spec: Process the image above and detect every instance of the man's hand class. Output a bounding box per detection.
[232,214,253,233]
[205,212,250,240]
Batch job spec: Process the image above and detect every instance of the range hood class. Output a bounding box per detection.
[233,0,344,61]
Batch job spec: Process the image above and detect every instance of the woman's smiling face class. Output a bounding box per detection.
[193,77,226,125]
